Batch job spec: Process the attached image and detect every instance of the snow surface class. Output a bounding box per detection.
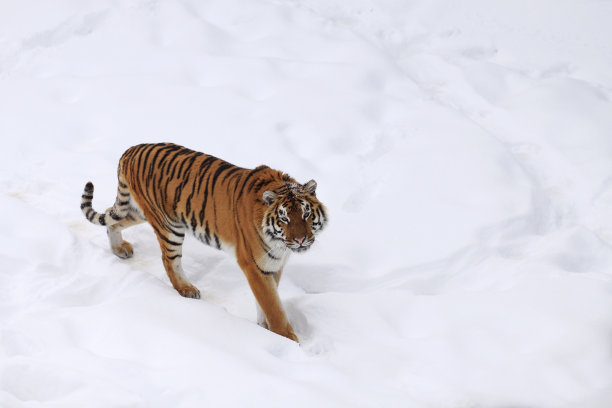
[2,0,612,406]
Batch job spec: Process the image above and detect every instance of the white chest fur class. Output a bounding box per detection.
[257,240,291,274]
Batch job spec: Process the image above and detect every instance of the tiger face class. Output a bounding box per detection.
[262,179,327,253]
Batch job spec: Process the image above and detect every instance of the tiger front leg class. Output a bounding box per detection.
[256,268,284,329]
[153,225,201,299]
[256,303,268,329]
[239,260,297,342]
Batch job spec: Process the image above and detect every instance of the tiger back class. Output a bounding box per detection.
[80,143,328,342]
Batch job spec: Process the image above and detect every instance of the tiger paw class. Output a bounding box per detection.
[273,324,299,343]
[112,241,134,259]
[177,285,201,299]
[285,331,299,343]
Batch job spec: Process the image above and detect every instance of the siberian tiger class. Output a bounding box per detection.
[80,143,327,342]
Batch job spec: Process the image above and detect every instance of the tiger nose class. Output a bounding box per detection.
[294,236,306,245]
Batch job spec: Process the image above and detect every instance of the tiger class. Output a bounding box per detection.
[80,143,327,342]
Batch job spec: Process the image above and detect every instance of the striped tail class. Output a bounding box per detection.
[80,181,130,226]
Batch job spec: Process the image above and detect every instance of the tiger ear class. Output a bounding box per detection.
[262,190,276,205]
[304,179,317,195]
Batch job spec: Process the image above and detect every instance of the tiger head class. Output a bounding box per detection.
[262,179,327,253]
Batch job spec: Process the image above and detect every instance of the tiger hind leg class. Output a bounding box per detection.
[107,211,146,259]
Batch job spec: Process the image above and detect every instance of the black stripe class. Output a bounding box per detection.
[167,254,182,260]
[236,166,267,201]
[81,194,93,200]
[210,162,233,194]
[174,155,198,205]
[98,214,106,226]
[143,145,159,192]
[175,151,195,179]
[212,201,219,238]
[168,148,190,179]
[147,145,165,183]
[80,202,91,209]
[158,234,182,247]
[109,210,122,221]
[254,227,270,249]
[251,254,276,275]
[247,177,265,193]
[184,182,197,224]
[199,201,206,226]
[199,169,214,226]
[222,166,243,183]
[195,157,219,227]
[173,181,186,212]
[195,156,218,193]
[185,195,191,216]
[232,173,244,199]
[214,234,221,250]
[140,144,157,179]
[251,179,268,195]
[204,222,211,245]
[134,144,152,182]
[158,144,182,177]
[318,207,326,222]
[169,229,185,238]
[265,230,284,241]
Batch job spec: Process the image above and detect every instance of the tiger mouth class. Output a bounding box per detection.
[287,241,313,253]
[290,246,310,253]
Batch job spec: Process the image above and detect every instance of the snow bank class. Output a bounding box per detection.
[1,0,612,406]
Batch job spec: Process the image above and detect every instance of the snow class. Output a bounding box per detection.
[2,0,612,406]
